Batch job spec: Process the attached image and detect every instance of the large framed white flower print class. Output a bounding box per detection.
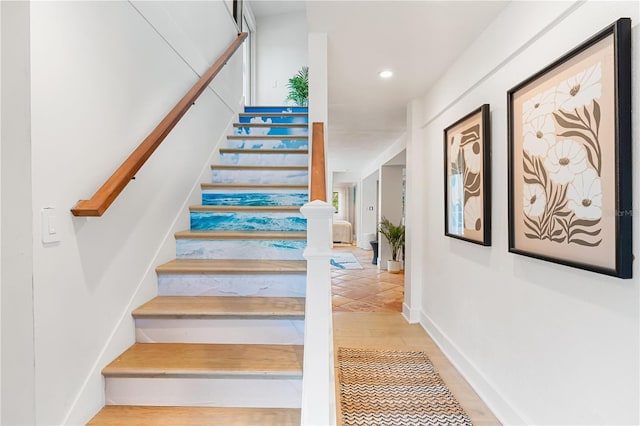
[508,18,632,278]
[444,104,491,246]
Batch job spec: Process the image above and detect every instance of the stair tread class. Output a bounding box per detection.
[133,296,305,318]
[103,343,304,377]
[189,205,302,212]
[156,259,307,274]
[87,406,301,426]
[219,148,308,154]
[201,183,308,189]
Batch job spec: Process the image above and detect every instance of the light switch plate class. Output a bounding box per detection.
[41,207,60,244]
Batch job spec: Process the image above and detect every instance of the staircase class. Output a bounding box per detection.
[88,106,310,425]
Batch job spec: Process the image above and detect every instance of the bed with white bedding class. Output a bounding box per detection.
[332,219,353,244]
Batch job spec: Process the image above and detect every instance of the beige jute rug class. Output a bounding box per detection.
[337,347,473,425]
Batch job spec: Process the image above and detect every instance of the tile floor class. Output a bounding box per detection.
[331,245,404,312]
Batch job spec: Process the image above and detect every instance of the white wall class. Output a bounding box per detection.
[25,2,242,424]
[1,2,35,424]
[255,11,308,105]
[378,166,404,268]
[356,172,377,250]
[406,1,639,424]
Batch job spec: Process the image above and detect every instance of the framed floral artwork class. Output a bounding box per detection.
[444,104,491,245]
[508,18,631,278]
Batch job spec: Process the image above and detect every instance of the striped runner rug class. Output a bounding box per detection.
[337,347,473,426]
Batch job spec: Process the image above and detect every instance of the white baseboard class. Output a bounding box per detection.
[419,310,530,425]
[402,303,421,324]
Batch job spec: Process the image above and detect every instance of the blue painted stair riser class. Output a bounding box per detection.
[202,190,308,207]
[235,127,308,136]
[211,169,309,185]
[227,139,308,150]
[176,239,306,260]
[238,115,308,125]
[219,152,308,166]
[190,211,307,231]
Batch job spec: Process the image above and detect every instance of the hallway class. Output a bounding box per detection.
[331,246,404,312]
[330,247,500,425]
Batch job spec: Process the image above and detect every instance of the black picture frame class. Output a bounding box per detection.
[444,104,492,246]
[507,18,631,278]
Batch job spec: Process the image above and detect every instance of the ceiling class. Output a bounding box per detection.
[249,1,509,176]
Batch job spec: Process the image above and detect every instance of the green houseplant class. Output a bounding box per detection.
[285,66,308,106]
[378,217,405,273]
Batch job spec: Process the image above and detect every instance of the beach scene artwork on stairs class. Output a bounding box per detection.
[88,106,309,425]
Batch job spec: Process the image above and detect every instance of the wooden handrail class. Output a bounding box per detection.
[310,122,327,202]
[71,32,248,217]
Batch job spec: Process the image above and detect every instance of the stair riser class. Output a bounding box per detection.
[244,106,308,113]
[135,318,304,345]
[105,377,301,408]
[239,116,308,124]
[157,273,306,297]
[202,190,308,207]
[176,239,306,260]
[190,212,306,232]
[219,152,308,166]
[227,139,308,150]
[235,127,308,136]
[212,169,308,185]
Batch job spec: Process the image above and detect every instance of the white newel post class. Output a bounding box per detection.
[300,200,336,426]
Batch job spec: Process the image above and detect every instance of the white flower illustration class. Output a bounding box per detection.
[449,133,462,166]
[523,114,556,157]
[567,168,602,220]
[522,87,556,123]
[523,183,546,218]
[556,62,602,112]
[463,140,481,173]
[543,139,588,185]
[464,196,482,231]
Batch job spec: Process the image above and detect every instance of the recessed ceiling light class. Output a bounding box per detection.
[379,70,393,79]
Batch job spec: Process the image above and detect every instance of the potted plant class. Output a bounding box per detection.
[285,66,308,106]
[378,217,405,273]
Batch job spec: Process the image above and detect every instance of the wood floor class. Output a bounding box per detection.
[331,245,500,425]
[331,246,404,312]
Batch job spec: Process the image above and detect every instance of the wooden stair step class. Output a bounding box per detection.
[156,259,307,274]
[175,230,306,240]
[189,205,302,212]
[219,148,308,154]
[103,343,303,378]
[201,183,308,190]
[87,406,301,426]
[227,135,307,140]
[234,122,307,128]
[132,296,305,319]
[211,165,307,170]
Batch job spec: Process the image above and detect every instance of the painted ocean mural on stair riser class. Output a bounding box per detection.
[220,153,308,166]
[227,139,308,150]
[157,273,307,297]
[202,190,308,206]
[235,126,308,136]
[190,212,306,231]
[239,115,308,124]
[176,239,306,260]
[212,169,308,185]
